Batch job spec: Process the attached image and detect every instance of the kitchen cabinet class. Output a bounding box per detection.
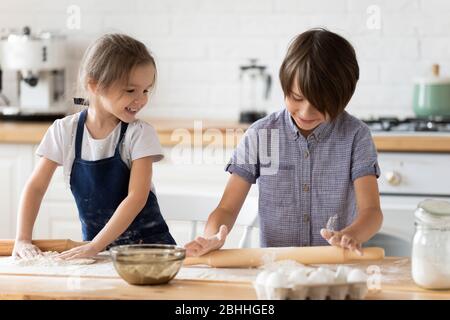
[0,143,75,240]
[0,144,34,239]
[375,152,450,257]
[33,167,81,240]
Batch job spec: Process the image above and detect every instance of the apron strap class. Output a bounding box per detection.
[114,121,129,156]
[75,109,129,159]
[74,109,88,159]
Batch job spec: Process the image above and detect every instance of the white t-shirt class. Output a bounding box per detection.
[36,111,164,189]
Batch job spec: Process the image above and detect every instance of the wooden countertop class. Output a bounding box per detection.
[1,118,450,152]
[0,257,449,300]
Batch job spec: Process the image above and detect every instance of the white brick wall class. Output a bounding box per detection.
[0,0,449,120]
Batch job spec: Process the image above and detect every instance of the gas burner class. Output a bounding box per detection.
[364,117,399,131]
[362,117,450,133]
[414,121,439,132]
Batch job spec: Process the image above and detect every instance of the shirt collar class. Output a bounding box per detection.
[285,108,300,140]
[284,108,337,142]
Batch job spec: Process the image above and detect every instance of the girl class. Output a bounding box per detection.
[13,34,175,260]
[185,28,383,257]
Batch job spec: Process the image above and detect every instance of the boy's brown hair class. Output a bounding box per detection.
[279,28,359,120]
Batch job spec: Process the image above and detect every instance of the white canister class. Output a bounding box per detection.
[411,199,450,289]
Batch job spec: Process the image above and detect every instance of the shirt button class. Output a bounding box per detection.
[304,214,310,223]
[304,151,309,159]
[303,184,310,192]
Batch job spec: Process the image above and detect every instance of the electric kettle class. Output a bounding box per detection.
[239,59,272,123]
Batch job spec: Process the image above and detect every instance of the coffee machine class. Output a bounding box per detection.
[0,26,68,121]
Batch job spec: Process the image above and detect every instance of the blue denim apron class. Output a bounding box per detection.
[70,109,175,248]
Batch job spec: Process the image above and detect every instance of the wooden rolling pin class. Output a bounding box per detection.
[184,246,385,268]
[0,239,88,256]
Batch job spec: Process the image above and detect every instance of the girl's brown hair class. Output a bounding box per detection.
[279,28,359,120]
[78,34,156,101]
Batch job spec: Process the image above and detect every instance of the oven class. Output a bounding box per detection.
[362,118,450,256]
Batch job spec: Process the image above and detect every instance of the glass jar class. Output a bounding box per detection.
[411,199,450,289]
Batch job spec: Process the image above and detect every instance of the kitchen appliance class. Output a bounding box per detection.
[362,116,450,257]
[413,64,450,118]
[183,246,384,268]
[0,26,68,121]
[238,58,272,123]
[0,69,10,106]
[364,116,450,132]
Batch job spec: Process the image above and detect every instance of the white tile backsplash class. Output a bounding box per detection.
[0,0,449,120]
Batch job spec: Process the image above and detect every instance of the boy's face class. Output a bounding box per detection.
[285,82,328,135]
[95,63,156,123]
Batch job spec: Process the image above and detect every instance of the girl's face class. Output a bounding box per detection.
[285,83,328,136]
[94,63,156,123]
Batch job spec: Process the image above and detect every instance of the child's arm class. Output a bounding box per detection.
[58,156,154,259]
[184,173,251,257]
[320,175,383,255]
[13,158,58,258]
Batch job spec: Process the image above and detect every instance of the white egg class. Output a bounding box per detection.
[317,267,336,281]
[274,260,305,276]
[335,265,352,283]
[307,270,329,284]
[347,269,368,283]
[265,271,287,288]
[255,270,271,285]
[288,269,309,285]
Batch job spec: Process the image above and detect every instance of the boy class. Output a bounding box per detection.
[185,28,383,256]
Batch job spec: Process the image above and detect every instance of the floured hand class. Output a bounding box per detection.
[320,229,363,256]
[57,242,101,260]
[12,240,42,259]
[184,225,228,257]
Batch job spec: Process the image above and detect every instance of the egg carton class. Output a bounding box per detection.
[253,281,368,300]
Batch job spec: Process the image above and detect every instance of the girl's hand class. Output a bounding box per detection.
[320,228,363,256]
[57,242,101,260]
[12,240,42,259]
[184,225,228,257]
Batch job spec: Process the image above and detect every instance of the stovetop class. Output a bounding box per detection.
[362,117,450,133]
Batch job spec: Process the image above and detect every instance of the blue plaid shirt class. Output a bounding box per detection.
[225,108,380,247]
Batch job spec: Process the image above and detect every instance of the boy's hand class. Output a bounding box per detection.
[57,242,101,260]
[12,240,42,259]
[320,228,363,256]
[184,225,228,257]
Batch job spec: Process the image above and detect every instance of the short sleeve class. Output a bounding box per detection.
[351,125,380,181]
[128,121,164,162]
[225,127,260,184]
[35,120,64,165]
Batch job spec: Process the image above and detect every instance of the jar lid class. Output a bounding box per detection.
[415,199,450,227]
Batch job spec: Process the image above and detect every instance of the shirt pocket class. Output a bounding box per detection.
[258,164,295,207]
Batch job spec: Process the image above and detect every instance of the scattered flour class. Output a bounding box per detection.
[176,267,260,282]
[12,251,96,267]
